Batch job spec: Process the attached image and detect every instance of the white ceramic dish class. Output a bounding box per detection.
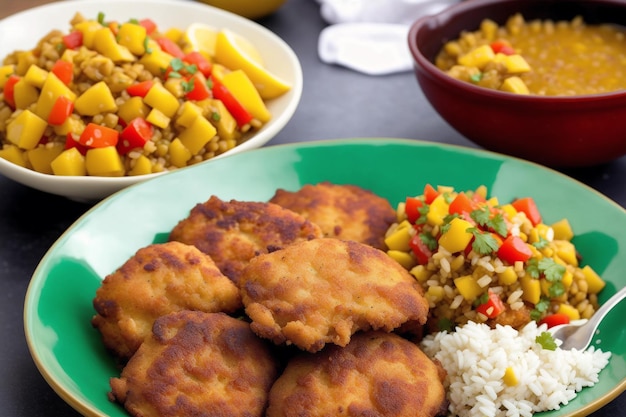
[0,0,302,201]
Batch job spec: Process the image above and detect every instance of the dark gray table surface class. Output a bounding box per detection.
[0,0,624,415]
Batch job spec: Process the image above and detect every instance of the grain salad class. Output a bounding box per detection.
[384,184,606,333]
[0,12,289,176]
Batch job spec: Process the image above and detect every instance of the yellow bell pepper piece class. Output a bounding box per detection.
[139,41,174,75]
[15,51,37,75]
[384,224,413,252]
[53,116,85,136]
[146,108,170,129]
[116,22,147,56]
[426,194,449,226]
[0,65,15,88]
[74,81,117,116]
[0,145,28,167]
[208,99,237,141]
[454,275,482,301]
[23,65,48,88]
[129,155,153,176]
[498,266,518,285]
[85,146,124,177]
[93,27,136,62]
[50,147,86,176]
[551,219,574,241]
[6,110,47,150]
[556,303,581,321]
[169,138,192,168]
[144,82,180,118]
[426,286,445,303]
[27,143,65,174]
[520,275,541,304]
[117,96,150,124]
[178,115,217,155]
[387,250,416,270]
[500,76,529,94]
[581,265,605,294]
[176,101,204,128]
[73,20,103,49]
[438,217,473,253]
[35,72,77,121]
[220,69,271,123]
[410,265,431,283]
[458,44,495,69]
[13,78,39,110]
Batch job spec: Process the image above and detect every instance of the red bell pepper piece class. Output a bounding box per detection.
[3,74,20,109]
[185,73,212,101]
[490,40,515,56]
[65,133,89,155]
[47,96,74,125]
[475,289,506,318]
[409,230,433,265]
[51,60,73,85]
[497,235,532,264]
[156,37,185,58]
[449,192,476,216]
[538,313,570,329]
[183,51,212,77]
[126,80,154,97]
[139,18,157,35]
[62,30,83,49]
[211,76,253,127]
[404,197,423,224]
[512,197,542,226]
[78,123,119,148]
[423,183,439,204]
[118,117,153,154]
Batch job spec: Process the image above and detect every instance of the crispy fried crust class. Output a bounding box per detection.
[269,182,397,250]
[110,311,280,417]
[239,238,429,352]
[266,331,448,417]
[92,241,241,360]
[168,195,323,285]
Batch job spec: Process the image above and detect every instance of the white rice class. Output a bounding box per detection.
[420,321,611,417]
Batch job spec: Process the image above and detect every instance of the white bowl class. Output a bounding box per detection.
[0,0,302,201]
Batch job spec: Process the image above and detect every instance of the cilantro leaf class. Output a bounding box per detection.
[438,317,454,332]
[532,237,549,249]
[470,207,491,227]
[530,296,550,320]
[467,227,499,255]
[535,331,557,350]
[415,205,429,225]
[488,212,508,237]
[548,281,565,298]
[420,232,438,251]
[539,258,566,281]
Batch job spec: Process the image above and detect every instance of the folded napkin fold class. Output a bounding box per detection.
[316,0,459,75]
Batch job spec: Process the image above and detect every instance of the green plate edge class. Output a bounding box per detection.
[23,138,626,417]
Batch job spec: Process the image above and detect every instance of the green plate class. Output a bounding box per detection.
[24,138,626,417]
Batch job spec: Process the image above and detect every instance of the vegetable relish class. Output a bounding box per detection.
[384,184,606,332]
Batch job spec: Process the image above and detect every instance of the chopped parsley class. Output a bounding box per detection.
[535,331,557,350]
[467,227,500,255]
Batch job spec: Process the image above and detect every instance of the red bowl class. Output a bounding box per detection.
[408,0,626,167]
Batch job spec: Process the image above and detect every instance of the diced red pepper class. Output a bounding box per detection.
[51,60,74,85]
[156,37,185,58]
[512,197,542,226]
[497,235,532,264]
[404,197,423,224]
[409,230,433,265]
[108,21,119,36]
[126,80,154,97]
[183,51,212,77]
[48,96,74,125]
[475,289,506,318]
[139,18,157,35]
[185,73,212,101]
[449,192,476,216]
[490,40,515,56]
[118,117,153,154]
[62,30,83,50]
[538,313,570,329]
[78,123,119,148]
[65,133,89,155]
[3,74,20,109]
[211,76,253,127]
[423,183,439,204]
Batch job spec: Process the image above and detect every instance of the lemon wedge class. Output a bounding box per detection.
[183,22,219,57]
[214,29,291,100]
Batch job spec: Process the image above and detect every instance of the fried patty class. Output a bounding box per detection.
[269,182,397,250]
[266,331,448,417]
[92,241,241,360]
[110,311,279,417]
[239,238,430,353]
[168,195,323,285]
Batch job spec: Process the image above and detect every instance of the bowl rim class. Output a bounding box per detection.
[408,0,626,103]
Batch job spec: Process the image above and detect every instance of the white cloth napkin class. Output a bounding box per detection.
[316,0,459,75]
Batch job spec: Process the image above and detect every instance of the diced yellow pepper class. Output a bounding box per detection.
[143,82,180,118]
[554,240,578,266]
[561,270,573,288]
[146,108,170,129]
[458,44,495,69]
[129,155,153,176]
[387,250,416,270]
[23,65,48,88]
[27,143,65,174]
[116,22,147,55]
[168,138,192,168]
[500,203,517,221]
[556,303,580,321]
[60,48,78,63]
[13,78,39,109]
[6,109,47,150]
[73,20,103,49]
[35,72,77,121]
[139,42,174,75]
[454,275,482,301]
[410,265,431,283]
[220,69,271,123]
[498,266,518,285]
[384,225,413,252]
[581,265,605,294]
[50,147,86,176]
[53,115,85,136]
[552,218,574,241]
[85,146,124,176]
[426,286,445,303]
[117,96,150,124]
[500,76,529,94]
[520,275,541,304]
[178,115,217,154]
[502,54,531,73]
[74,81,117,116]
[0,65,15,88]
[210,63,229,81]
[503,367,518,386]
[438,217,473,253]
[208,99,237,141]
[176,101,204,128]
[92,27,136,62]
[426,194,450,226]
[15,51,37,75]
[0,145,28,167]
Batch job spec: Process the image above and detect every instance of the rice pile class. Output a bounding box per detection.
[420,321,611,417]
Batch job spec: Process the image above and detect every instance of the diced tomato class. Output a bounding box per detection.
[139,18,157,35]
[65,133,89,155]
[211,76,253,127]
[118,118,153,154]
[183,51,212,77]
[126,80,154,98]
[538,313,570,329]
[423,183,439,204]
[497,235,532,264]
[62,30,83,49]
[51,60,73,85]
[490,40,515,55]
[48,96,74,125]
[512,197,542,226]
[156,37,184,58]
[78,123,119,148]
[108,21,119,36]
[449,192,476,216]
[409,230,433,265]
[185,73,212,101]
[404,197,423,224]
[475,289,506,318]
[3,75,20,109]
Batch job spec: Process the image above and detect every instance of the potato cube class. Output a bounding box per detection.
[13,78,39,109]
[0,144,28,167]
[146,108,170,129]
[85,146,124,176]
[117,22,147,55]
[175,101,204,128]
[500,76,529,94]
[74,81,117,116]
[129,155,153,176]
[51,147,86,176]
[144,82,180,118]
[169,138,192,168]
[6,109,47,150]
[458,44,495,69]
[35,72,77,120]
[93,27,136,62]
[178,115,216,154]
[117,96,150,124]
[27,143,65,174]
[23,65,48,88]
